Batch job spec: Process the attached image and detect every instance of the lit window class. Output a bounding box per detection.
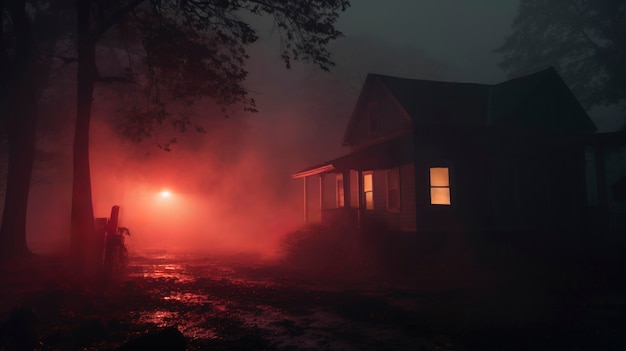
[363,172,374,210]
[387,167,400,211]
[430,167,451,205]
[336,174,344,207]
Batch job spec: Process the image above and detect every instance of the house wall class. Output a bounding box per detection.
[359,162,416,232]
[304,176,321,223]
[321,174,338,210]
[585,145,626,241]
[411,130,589,240]
[350,170,359,208]
[489,145,587,232]
[348,82,412,149]
[413,140,459,233]
[400,162,417,231]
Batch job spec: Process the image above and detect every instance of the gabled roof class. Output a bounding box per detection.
[342,67,596,145]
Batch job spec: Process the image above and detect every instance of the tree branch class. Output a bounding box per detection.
[96,0,146,38]
[96,75,137,84]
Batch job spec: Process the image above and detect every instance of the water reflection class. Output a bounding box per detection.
[130,263,195,283]
[163,292,209,304]
[137,310,218,340]
[137,310,178,327]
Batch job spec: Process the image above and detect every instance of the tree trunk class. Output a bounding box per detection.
[0,0,36,261]
[71,0,97,275]
[0,79,37,260]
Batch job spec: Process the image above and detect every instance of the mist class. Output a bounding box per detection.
[15,28,449,259]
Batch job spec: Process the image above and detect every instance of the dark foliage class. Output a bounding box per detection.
[278,221,429,283]
[108,0,350,146]
[496,0,626,110]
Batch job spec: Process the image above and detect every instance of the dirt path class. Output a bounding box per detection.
[1,253,623,350]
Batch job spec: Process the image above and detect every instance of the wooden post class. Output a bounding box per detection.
[303,177,308,224]
[319,174,325,211]
[357,170,363,230]
[343,170,351,228]
[107,205,120,237]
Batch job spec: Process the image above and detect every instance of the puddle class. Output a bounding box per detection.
[163,292,209,304]
[137,310,179,327]
[180,325,218,340]
[129,263,195,283]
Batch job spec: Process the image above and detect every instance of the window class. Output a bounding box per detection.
[430,167,451,205]
[387,167,400,211]
[363,172,374,210]
[336,174,345,207]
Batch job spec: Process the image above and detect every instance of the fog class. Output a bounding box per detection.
[26,95,305,258]
[10,29,450,259]
[7,3,507,261]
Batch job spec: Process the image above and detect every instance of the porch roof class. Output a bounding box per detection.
[292,137,414,179]
[291,163,335,178]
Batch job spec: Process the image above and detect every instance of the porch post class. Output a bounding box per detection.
[303,176,308,224]
[319,174,323,209]
[319,174,325,220]
[357,170,364,230]
[342,170,351,227]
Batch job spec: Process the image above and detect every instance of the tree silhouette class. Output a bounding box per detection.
[496,0,625,110]
[71,0,349,273]
[0,0,71,260]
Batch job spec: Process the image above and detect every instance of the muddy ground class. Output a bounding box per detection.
[0,251,623,351]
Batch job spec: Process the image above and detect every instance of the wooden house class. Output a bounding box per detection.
[291,68,616,248]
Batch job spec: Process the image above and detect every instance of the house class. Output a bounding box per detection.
[292,68,623,251]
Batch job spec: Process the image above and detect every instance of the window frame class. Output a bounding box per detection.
[363,171,374,210]
[429,166,452,206]
[336,174,345,208]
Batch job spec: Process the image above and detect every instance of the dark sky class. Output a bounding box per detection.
[243,0,523,173]
[245,0,621,149]
[336,0,518,83]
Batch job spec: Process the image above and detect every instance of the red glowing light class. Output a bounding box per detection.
[160,191,171,198]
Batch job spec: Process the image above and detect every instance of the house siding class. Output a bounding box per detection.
[321,174,338,210]
[399,162,417,231]
[348,82,411,150]
[304,176,321,223]
[359,163,416,232]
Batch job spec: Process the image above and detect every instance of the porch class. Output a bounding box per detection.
[292,165,363,229]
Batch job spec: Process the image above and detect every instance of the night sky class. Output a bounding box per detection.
[337,0,517,83]
[245,1,520,171]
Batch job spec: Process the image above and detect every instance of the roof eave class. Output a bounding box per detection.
[291,164,335,179]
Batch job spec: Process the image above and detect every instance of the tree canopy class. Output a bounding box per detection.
[496,0,625,110]
[67,0,350,272]
[96,0,350,148]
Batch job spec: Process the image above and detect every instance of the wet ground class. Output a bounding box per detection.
[0,252,623,350]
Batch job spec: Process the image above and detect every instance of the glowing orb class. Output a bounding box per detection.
[160,191,171,198]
